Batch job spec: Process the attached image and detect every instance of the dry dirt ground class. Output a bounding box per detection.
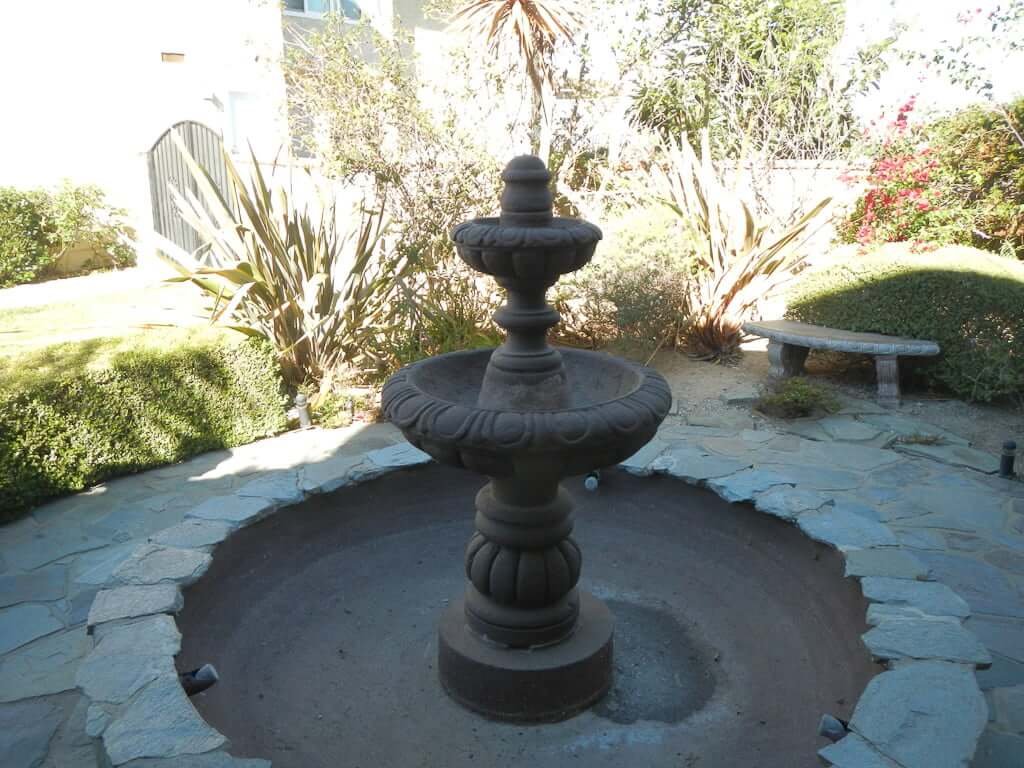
[640,339,1024,459]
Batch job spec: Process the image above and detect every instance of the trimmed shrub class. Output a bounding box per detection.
[0,187,54,287]
[0,338,287,520]
[786,246,1024,402]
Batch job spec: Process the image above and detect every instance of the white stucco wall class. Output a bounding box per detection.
[0,0,289,240]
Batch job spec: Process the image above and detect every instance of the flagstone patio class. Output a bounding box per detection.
[1,395,1022,767]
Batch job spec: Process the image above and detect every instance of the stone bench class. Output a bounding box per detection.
[742,320,940,407]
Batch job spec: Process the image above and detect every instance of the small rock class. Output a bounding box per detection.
[87,585,183,629]
[719,385,760,406]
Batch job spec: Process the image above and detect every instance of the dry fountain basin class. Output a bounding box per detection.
[177,157,875,766]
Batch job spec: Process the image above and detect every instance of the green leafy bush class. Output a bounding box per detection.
[839,98,1024,259]
[755,377,839,419]
[0,187,53,287]
[554,207,693,352]
[0,337,287,519]
[0,182,137,288]
[786,247,1024,402]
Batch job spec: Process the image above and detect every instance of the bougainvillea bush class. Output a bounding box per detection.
[838,97,1024,258]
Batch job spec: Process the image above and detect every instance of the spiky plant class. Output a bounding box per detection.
[159,132,410,386]
[655,131,830,361]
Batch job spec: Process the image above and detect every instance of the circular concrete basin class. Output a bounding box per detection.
[177,466,875,768]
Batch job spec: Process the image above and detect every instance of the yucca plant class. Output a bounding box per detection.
[160,132,409,386]
[655,131,830,361]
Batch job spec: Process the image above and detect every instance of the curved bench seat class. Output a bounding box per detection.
[743,320,941,407]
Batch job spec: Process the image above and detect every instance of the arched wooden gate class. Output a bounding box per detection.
[148,121,234,256]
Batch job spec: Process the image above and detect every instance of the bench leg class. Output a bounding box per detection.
[767,341,809,379]
[875,355,901,407]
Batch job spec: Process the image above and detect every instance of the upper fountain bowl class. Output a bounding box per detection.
[381,347,671,478]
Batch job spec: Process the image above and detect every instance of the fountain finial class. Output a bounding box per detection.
[499,155,553,227]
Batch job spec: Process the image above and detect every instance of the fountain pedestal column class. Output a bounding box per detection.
[382,156,671,722]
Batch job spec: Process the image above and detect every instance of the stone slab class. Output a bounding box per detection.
[0,603,63,655]
[760,464,864,491]
[706,468,793,503]
[0,698,63,768]
[719,385,760,405]
[0,626,90,703]
[113,545,211,587]
[849,660,986,768]
[860,576,971,618]
[150,520,234,551]
[619,438,668,476]
[78,650,177,705]
[844,549,930,580]
[858,413,970,446]
[92,614,182,657]
[798,510,899,550]
[752,486,833,522]
[989,685,1024,732]
[103,675,226,765]
[3,526,110,572]
[966,616,1024,664]
[364,442,431,470]
[186,495,274,527]
[87,585,183,629]
[651,445,751,484]
[800,442,901,472]
[72,542,139,587]
[121,752,273,767]
[819,733,901,767]
[915,552,1024,619]
[818,415,886,442]
[895,443,1000,474]
[972,729,1024,768]
[863,617,991,665]
[0,565,67,608]
[235,471,303,505]
[896,487,1007,535]
[299,452,367,493]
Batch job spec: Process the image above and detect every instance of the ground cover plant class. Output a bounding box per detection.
[755,377,839,419]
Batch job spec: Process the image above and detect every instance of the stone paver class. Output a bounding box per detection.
[841,660,987,768]
[0,401,1020,767]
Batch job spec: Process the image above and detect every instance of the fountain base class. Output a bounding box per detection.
[438,591,614,722]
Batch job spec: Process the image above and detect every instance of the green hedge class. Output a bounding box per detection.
[0,187,54,288]
[786,247,1024,402]
[0,338,288,520]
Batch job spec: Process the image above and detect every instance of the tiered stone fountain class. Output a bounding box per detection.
[382,155,672,721]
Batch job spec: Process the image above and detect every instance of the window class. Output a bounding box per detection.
[283,0,361,20]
